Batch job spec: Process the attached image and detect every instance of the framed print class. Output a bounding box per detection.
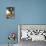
[6,7,15,19]
[18,24,46,41]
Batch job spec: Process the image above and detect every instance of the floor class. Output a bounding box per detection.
[19,40,46,46]
[0,40,46,46]
[0,44,18,46]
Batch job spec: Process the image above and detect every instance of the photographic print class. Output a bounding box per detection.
[18,24,46,46]
[6,7,15,19]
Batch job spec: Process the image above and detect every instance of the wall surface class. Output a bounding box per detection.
[0,0,46,44]
[0,0,18,44]
[16,0,46,24]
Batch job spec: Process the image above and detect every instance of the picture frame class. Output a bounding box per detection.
[6,7,15,19]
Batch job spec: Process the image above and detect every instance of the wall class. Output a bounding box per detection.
[0,0,46,44]
[16,0,46,24]
[0,0,18,44]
